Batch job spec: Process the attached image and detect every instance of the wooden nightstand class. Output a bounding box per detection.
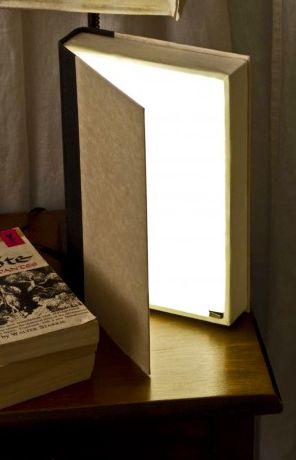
[0,210,282,459]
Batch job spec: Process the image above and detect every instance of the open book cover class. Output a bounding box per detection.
[0,227,99,365]
[0,0,183,17]
[59,27,250,375]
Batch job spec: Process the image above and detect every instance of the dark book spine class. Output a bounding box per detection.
[58,28,114,300]
[59,43,84,300]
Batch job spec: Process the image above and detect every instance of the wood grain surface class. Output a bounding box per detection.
[0,211,282,426]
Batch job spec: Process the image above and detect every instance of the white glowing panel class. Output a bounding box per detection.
[68,38,226,319]
[63,29,250,330]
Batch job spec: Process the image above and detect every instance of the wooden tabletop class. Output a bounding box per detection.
[0,211,282,425]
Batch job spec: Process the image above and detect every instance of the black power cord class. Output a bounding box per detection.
[21,208,65,262]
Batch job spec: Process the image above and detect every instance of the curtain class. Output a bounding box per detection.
[229,2,296,458]
[0,10,29,212]
[259,1,296,458]
[0,1,295,458]
[0,9,85,213]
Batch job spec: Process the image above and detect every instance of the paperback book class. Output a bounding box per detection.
[0,227,99,409]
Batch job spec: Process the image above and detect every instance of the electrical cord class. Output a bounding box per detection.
[21,208,65,262]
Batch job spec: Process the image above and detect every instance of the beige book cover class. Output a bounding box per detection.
[0,0,182,17]
[59,28,250,375]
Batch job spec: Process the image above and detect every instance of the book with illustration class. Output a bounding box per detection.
[0,227,99,409]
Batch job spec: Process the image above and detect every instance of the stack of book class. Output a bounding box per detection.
[0,227,99,410]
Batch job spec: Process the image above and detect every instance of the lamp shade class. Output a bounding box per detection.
[0,0,182,17]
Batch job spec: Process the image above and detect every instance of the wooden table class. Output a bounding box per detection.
[0,211,282,459]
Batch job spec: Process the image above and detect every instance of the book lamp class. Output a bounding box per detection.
[59,28,250,374]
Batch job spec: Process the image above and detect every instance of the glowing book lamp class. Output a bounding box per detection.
[60,28,250,374]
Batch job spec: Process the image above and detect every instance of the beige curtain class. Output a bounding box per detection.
[0,9,85,212]
[0,1,295,458]
[230,1,296,458]
[260,1,296,459]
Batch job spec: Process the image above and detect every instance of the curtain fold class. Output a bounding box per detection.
[260,1,296,459]
[0,9,85,213]
[22,11,86,209]
[0,10,29,212]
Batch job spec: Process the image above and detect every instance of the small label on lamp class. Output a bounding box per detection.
[209,311,224,319]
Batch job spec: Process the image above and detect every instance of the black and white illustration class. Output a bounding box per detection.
[0,266,81,326]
